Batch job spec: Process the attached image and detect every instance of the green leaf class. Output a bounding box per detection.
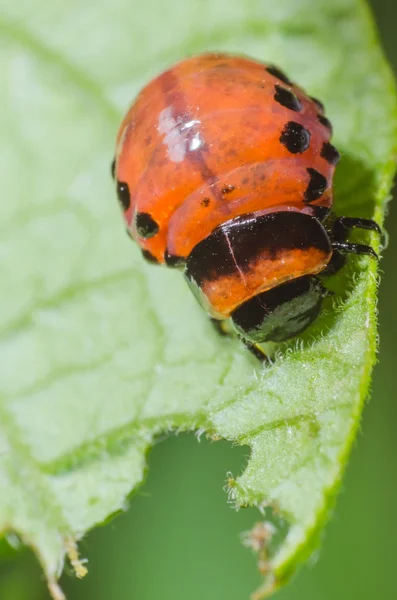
[1,0,396,598]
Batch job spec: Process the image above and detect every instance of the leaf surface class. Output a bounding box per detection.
[0,0,396,597]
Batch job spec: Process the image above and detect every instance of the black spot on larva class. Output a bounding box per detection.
[280,121,311,154]
[266,65,292,86]
[111,158,116,180]
[317,114,333,133]
[135,212,159,238]
[310,96,325,112]
[274,85,302,112]
[164,250,185,268]
[321,142,340,165]
[201,197,211,207]
[117,181,131,211]
[221,184,236,195]
[142,249,159,264]
[242,177,250,185]
[304,168,328,203]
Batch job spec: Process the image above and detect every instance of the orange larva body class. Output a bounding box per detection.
[113,53,378,352]
[115,53,337,260]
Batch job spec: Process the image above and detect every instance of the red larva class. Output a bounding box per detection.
[112,53,380,359]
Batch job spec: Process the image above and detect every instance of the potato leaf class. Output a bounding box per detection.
[1,0,396,598]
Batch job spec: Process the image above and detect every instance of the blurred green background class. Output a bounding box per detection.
[1,0,396,599]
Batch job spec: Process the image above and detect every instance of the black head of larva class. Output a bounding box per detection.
[274,85,302,112]
[280,121,311,154]
[135,212,159,239]
[117,181,131,211]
